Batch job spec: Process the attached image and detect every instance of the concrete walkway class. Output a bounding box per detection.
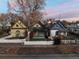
[24,41,53,45]
[0,39,24,43]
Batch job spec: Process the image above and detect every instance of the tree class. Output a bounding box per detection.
[8,0,45,25]
[8,0,45,40]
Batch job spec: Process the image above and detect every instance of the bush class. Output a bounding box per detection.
[0,30,4,35]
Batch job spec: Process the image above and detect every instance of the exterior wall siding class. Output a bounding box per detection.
[11,29,27,37]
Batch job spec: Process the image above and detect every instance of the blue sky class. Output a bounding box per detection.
[1,0,79,18]
[45,0,79,18]
[0,0,8,13]
[46,0,70,9]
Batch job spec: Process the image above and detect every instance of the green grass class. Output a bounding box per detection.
[30,37,45,41]
[30,32,46,41]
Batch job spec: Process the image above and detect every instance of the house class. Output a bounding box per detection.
[33,23,41,28]
[5,22,11,29]
[30,21,45,40]
[32,22,43,31]
[0,22,3,30]
[50,21,67,38]
[3,22,11,33]
[66,23,77,32]
[10,20,28,38]
[50,21,78,44]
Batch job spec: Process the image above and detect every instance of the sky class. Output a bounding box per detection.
[0,0,79,19]
[0,0,8,13]
[44,0,79,18]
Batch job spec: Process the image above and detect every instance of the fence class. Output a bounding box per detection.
[61,40,76,44]
[61,33,79,44]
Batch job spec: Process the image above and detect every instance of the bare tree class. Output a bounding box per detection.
[8,0,45,40]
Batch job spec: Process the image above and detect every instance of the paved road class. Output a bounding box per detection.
[0,55,79,59]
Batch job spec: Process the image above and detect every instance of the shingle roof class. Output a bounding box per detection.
[51,21,67,31]
[11,16,28,27]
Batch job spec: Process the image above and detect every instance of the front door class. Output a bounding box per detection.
[16,30,20,37]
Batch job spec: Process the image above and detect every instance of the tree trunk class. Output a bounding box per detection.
[27,31,31,41]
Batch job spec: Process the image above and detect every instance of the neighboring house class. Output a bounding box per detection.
[5,22,11,29]
[50,21,67,37]
[29,21,46,41]
[11,20,28,38]
[66,23,77,32]
[5,22,11,33]
[33,23,41,28]
[32,23,42,32]
[32,21,45,31]
[0,21,11,34]
[66,23,79,34]
[0,23,3,30]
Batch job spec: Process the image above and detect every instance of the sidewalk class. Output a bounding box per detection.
[24,41,53,45]
[0,39,24,43]
[0,35,25,43]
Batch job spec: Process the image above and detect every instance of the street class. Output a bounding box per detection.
[0,54,79,59]
[0,36,79,59]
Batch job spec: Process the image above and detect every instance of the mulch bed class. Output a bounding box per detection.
[0,45,79,55]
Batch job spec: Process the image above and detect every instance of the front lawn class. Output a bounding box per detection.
[30,36,45,41]
[30,32,46,41]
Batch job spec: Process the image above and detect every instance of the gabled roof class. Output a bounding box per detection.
[33,23,41,27]
[51,21,67,31]
[32,20,45,28]
[11,17,28,27]
[11,19,27,29]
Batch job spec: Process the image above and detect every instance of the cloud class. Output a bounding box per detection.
[44,0,79,19]
[43,8,58,15]
[73,0,79,2]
